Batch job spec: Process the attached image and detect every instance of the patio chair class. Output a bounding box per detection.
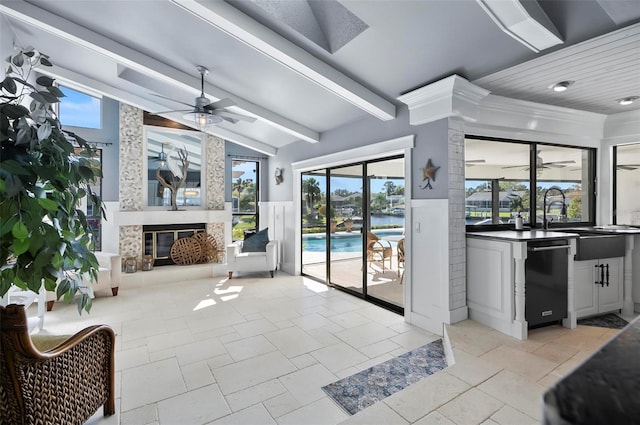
[366,231,393,272]
[397,238,405,284]
[0,304,116,424]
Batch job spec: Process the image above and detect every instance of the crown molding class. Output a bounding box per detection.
[397,75,490,125]
[603,109,640,144]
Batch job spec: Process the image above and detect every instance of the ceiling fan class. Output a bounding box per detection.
[465,159,486,167]
[151,65,257,129]
[148,142,170,167]
[501,151,574,171]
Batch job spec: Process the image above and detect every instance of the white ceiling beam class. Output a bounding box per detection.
[170,0,396,121]
[0,0,318,145]
[475,0,563,53]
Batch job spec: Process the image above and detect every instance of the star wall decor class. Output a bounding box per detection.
[419,158,440,190]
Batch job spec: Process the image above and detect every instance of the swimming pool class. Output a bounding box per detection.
[303,229,403,253]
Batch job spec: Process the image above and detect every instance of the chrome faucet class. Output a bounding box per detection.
[543,186,566,230]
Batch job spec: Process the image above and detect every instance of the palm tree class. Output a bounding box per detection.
[233,178,248,211]
[303,178,321,214]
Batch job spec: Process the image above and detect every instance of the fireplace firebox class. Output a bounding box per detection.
[143,223,206,266]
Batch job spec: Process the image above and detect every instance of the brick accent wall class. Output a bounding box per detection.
[448,118,466,310]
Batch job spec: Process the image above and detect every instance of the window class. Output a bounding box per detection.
[613,143,640,225]
[231,159,259,240]
[58,85,101,129]
[465,137,595,229]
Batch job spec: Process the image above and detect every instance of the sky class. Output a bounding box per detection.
[59,85,101,129]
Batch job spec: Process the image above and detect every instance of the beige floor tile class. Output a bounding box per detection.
[445,348,502,386]
[437,388,503,425]
[120,358,186,412]
[526,325,570,343]
[334,322,398,349]
[413,410,456,425]
[119,404,157,425]
[233,318,278,338]
[358,339,401,358]
[181,360,215,390]
[116,345,149,371]
[279,363,338,405]
[477,370,545,420]
[146,329,194,352]
[174,337,227,365]
[225,379,287,412]
[290,353,319,369]
[328,311,372,329]
[223,334,277,361]
[291,313,340,331]
[537,372,562,389]
[338,401,409,425]
[157,384,230,425]
[531,342,579,364]
[480,345,557,381]
[213,351,296,395]
[384,371,470,423]
[311,342,370,373]
[276,397,348,425]
[490,405,537,425]
[207,404,277,425]
[263,392,303,418]
[445,324,505,357]
[389,329,439,350]
[265,327,325,358]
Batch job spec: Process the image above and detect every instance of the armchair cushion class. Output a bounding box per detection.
[241,227,270,252]
[0,304,115,424]
[227,239,278,278]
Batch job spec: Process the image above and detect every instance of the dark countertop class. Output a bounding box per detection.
[467,225,640,242]
[466,230,579,242]
[543,316,640,425]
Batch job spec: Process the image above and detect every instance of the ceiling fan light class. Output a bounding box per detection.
[550,80,574,92]
[183,111,223,131]
[617,96,639,106]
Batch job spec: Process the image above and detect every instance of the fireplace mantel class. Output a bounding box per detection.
[115,208,231,226]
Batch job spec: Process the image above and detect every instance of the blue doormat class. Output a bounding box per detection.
[577,313,629,330]
[322,339,448,415]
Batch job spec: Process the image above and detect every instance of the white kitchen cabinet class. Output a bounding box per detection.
[574,257,623,318]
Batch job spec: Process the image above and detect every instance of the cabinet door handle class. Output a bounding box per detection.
[600,264,605,287]
[594,264,601,286]
[606,263,610,287]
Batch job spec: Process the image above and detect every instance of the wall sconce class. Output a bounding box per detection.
[275,167,284,185]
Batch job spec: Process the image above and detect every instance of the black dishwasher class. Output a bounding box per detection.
[525,239,570,328]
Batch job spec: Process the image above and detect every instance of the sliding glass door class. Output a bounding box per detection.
[329,164,364,293]
[301,170,327,281]
[301,156,405,312]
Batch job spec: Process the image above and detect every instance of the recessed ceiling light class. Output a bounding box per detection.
[617,96,639,106]
[550,80,574,92]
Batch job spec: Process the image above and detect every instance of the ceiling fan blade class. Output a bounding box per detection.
[150,93,195,108]
[215,110,257,123]
[544,164,568,168]
[219,115,239,124]
[617,164,640,170]
[544,160,575,165]
[501,164,527,169]
[152,109,192,114]
[465,159,485,163]
[205,98,236,110]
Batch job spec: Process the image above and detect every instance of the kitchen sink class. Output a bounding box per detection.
[562,229,626,260]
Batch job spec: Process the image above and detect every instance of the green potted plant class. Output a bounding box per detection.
[1,48,104,313]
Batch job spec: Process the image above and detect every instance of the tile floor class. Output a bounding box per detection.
[32,272,632,425]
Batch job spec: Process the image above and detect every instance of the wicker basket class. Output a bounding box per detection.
[192,233,217,263]
[170,237,202,265]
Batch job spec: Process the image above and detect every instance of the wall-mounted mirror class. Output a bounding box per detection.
[145,126,204,208]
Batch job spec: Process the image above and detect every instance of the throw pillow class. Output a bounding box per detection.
[242,227,269,252]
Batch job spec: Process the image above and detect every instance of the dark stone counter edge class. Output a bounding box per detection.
[466,230,580,242]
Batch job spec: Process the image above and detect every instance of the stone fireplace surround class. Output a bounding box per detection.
[114,104,229,269]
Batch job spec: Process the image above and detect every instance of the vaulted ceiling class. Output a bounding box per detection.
[1,0,639,155]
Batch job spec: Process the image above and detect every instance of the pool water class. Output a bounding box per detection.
[303,230,403,253]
